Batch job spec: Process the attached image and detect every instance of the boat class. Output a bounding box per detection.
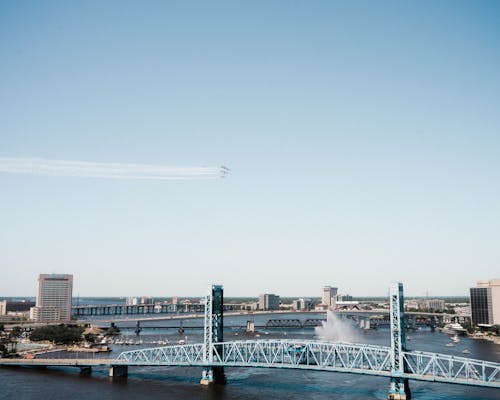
[442,323,467,335]
[446,343,455,347]
[462,349,471,354]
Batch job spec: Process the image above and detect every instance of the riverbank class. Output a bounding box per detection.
[470,333,500,345]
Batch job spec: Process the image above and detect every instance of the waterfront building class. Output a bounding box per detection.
[292,298,313,311]
[30,274,73,322]
[0,300,35,315]
[470,279,500,326]
[126,296,154,306]
[322,285,338,309]
[336,293,353,302]
[405,299,445,312]
[258,294,280,310]
[421,299,445,311]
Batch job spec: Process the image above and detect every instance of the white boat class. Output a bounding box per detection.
[446,343,455,347]
[462,349,471,354]
[442,323,467,335]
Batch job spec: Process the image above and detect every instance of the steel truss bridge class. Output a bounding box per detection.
[117,339,500,388]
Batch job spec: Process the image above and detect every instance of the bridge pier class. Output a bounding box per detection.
[388,377,411,399]
[79,366,92,375]
[246,320,255,333]
[109,365,128,378]
[200,366,226,385]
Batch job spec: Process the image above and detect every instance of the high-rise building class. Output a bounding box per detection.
[470,279,500,326]
[322,285,338,309]
[30,274,73,322]
[258,294,280,310]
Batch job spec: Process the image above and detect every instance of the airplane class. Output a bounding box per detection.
[220,165,230,178]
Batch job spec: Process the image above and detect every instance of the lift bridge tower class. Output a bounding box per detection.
[201,284,226,385]
[388,282,411,399]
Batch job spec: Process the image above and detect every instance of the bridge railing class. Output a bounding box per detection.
[117,339,394,373]
[402,350,500,387]
[213,340,392,374]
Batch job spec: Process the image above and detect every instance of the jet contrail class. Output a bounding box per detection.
[0,157,229,180]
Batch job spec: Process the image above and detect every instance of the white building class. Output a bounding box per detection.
[405,299,445,311]
[292,298,313,311]
[322,285,338,309]
[30,274,73,322]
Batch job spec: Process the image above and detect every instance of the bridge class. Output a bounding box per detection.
[115,339,500,387]
[1,283,499,400]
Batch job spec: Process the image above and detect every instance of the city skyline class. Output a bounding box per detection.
[0,273,495,299]
[1,1,500,297]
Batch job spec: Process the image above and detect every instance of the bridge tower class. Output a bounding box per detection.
[200,284,226,385]
[388,282,411,399]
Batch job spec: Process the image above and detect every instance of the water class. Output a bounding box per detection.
[1,313,499,400]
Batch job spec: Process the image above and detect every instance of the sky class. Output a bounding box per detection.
[0,0,499,298]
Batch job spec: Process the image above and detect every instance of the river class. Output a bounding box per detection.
[1,313,499,400]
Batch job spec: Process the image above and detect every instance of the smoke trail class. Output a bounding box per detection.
[315,311,361,343]
[0,158,229,180]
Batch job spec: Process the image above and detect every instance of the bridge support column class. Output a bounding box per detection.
[388,282,411,400]
[246,320,255,333]
[388,377,411,399]
[201,285,226,386]
[109,365,128,378]
[80,366,92,374]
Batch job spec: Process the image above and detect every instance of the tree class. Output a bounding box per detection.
[0,343,7,357]
[10,326,22,338]
[30,325,84,345]
[84,333,97,343]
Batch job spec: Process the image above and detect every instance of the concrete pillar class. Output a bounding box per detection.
[80,366,92,374]
[109,365,128,378]
[246,321,255,333]
[387,393,407,400]
[200,369,214,385]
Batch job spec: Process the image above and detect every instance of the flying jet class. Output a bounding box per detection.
[220,165,230,177]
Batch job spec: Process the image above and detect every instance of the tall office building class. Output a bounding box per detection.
[470,279,500,326]
[322,285,338,309]
[30,274,73,322]
[258,294,280,310]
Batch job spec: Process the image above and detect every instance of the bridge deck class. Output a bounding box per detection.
[0,358,120,367]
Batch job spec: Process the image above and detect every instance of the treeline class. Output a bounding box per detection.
[30,324,84,344]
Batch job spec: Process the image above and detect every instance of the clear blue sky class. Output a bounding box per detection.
[1,1,499,297]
